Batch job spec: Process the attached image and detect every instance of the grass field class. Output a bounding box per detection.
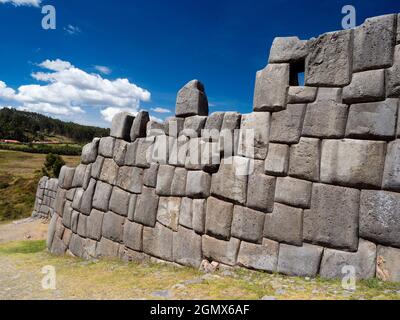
[0,240,399,300]
[0,150,80,222]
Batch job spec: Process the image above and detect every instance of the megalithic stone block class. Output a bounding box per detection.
[237,239,279,272]
[58,166,75,189]
[268,37,308,63]
[270,104,306,144]
[130,111,150,141]
[383,140,400,191]
[175,80,209,118]
[253,63,289,112]
[81,138,100,164]
[173,226,202,268]
[202,235,241,266]
[287,86,317,104]
[98,137,116,158]
[110,112,135,141]
[386,45,400,98]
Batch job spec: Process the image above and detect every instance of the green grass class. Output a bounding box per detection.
[0,240,46,255]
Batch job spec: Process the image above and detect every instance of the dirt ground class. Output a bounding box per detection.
[0,218,48,244]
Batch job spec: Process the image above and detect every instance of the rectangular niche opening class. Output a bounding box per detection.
[289,59,305,86]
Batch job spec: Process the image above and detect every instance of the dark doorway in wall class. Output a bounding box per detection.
[289,59,305,86]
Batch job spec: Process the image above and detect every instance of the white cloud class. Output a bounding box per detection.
[151,107,171,114]
[64,25,81,35]
[0,59,151,118]
[101,107,137,122]
[0,0,41,7]
[94,65,112,75]
[150,116,164,123]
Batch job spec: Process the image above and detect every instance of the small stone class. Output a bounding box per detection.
[156,165,175,196]
[143,164,159,188]
[173,226,202,268]
[87,209,104,241]
[179,197,193,229]
[376,246,400,282]
[58,166,75,189]
[123,221,143,251]
[192,199,206,234]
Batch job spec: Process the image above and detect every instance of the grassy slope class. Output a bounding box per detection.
[0,150,80,221]
[0,240,399,300]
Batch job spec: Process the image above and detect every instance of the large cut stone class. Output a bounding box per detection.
[302,101,348,138]
[205,197,234,240]
[398,14,400,44]
[98,137,115,158]
[143,223,173,261]
[192,199,206,234]
[343,69,385,104]
[150,135,174,164]
[179,197,193,229]
[182,115,207,138]
[147,120,165,137]
[231,206,265,243]
[123,221,143,251]
[246,174,275,213]
[383,140,400,191]
[77,214,87,238]
[386,45,400,98]
[81,138,99,164]
[320,139,386,188]
[185,170,211,198]
[71,188,84,211]
[269,37,308,63]
[169,136,189,167]
[79,178,96,215]
[287,86,317,104]
[265,143,289,176]
[155,165,175,196]
[143,164,159,188]
[96,237,120,258]
[99,159,119,185]
[91,156,104,179]
[102,211,125,243]
[345,99,398,139]
[211,156,250,204]
[170,167,187,196]
[278,243,323,277]
[127,194,137,221]
[377,246,400,282]
[157,197,181,231]
[304,184,360,251]
[135,137,154,168]
[113,139,129,166]
[72,164,87,188]
[58,166,75,189]
[353,14,396,72]
[130,111,150,141]
[320,239,377,280]
[173,226,202,268]
[202,235,240,266]
[203,112,225,135]
[134,187,159,227]
[270,104,306,144]
[305,30,353,87]
[264,203,303,246]
[116,166,143,194]
[165,117,184,137]
[237,239,279,272]
[110,112,135,140]
[253,63,289,112]
[275,177,312,209]
[87,209,104,241]
[360,190,400,248]
[175,80,209,118]
[69,234,86,258]
[109,187,130,217]
[289,137,320,182]
[219,112,241,158]
[92,181,113,212]
[124,141,137,166]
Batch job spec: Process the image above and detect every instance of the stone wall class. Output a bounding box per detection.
[32,176,59,219]
[43,14,400,281]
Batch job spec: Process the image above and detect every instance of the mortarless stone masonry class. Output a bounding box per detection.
[39,14,400,281]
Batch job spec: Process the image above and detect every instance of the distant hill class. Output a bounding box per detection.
[0,108,109,144]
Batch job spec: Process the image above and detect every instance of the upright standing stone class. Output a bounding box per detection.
[289,137,320,182]
[110,112,135,141]
[58,166,75,189]
[170,167,187,197]
[270,104,306,144]
[87,209,104,241]
[130,111,150,141]
[175,80,209,118]
[109,187,130,217]
[179,197,193,229]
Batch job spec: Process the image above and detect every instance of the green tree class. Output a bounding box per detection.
[42,153,66,178]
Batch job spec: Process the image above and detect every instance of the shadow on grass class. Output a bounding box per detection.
[0,240,46,255]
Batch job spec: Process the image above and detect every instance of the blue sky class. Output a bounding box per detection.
[0,0,399,128]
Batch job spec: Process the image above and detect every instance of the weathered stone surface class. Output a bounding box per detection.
[278,243,323,277]
[50,236,67,256]
[62,201,73,228]
[305,30,353,87]
[287,86,317,104]
[124,141,137,166]
[202,235,240,266]
[87,209,104,241]
[116,166,143,194]
[96,237,120,258]
[383,140,400,191]
[211,156,249,204]
[353,14,396,72]
[275,177,312,209]
[81,138,99,164]
[271,104,306,144]
[320,139,386,188]
[175,80,209,118]
[343,69,385,104]
[289,138,320,182]
[192,199,206,234]
[99,158,119,185]
[143,223,173,261]
[130,111,150,141]
[219,112,241,158]
[156,165,175,196]
[246,174,275,212]
[91,156,104,179]
[71,164,87,188]
[231,206,265,243]
[265,143,289,176]
[77,214,87,238]
[204,112,225,133]
[398,14,400,44]
[110,112,135,140]
[377,246,400,282]
[304,184,360,251]
[179,197,193,229]
[150,135,174,165]
[58,166,75,189]
[185,139,220,172]
[143,164,159,188]
[386,45,400,98]
[113,139,129,166]
[253,63,289,112]
[147,120,165,137]
[98,137,115,158]
[170,167,187,197]
[102,211,125,243]
[182,116,207,137]
[169,136,189,167]
[71,210,79,233]
[109,187,130,217]
[134,187,159,227]
[47,214,58,249]
[264,203,303,246]
[69,234,86,258]
[79,178,96,215]
[186,170,211,198]
[127,194,137,221]
[173,226,202,267]
[92,181,112,212]
[123,221,143,251]
[71,188,83,211]
[302,101,348,138]
[345,99,398,139]
[269,37,308,63]
[360,190,400,248]
[320,239,377,280]
[237,239,279,272]
[205,197,233,240]
[165,117,185,137]
[135,137,154,168]
[157,197,181,231]
[239,112,270,159]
